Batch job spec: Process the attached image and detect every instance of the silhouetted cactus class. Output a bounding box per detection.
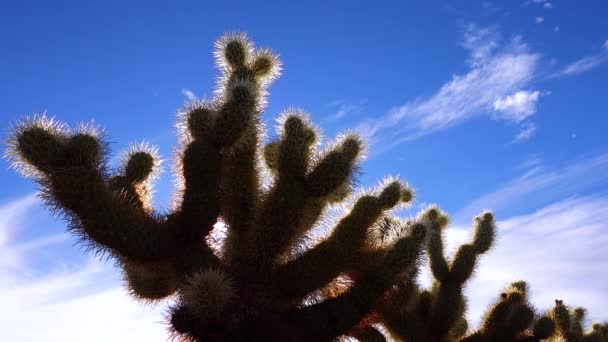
[5,33,605,342]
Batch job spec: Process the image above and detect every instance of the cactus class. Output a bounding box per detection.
[4,33,605,342]
[377,208,497,342]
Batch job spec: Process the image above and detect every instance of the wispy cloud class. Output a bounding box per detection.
[512,122,537,142]
[357,25,541,150]
[0,195,167,341]
[325,100,365,121]
[554,41,608,77]
[455,152,608,223]
[181,88,197,101]
[535,16,544,24]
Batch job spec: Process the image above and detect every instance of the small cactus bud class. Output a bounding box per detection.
[187,107,215,141]
[224,39,248,69]
[472,211,495,254]
[263,140,280,171]
[283,115,315,145]
[125,152,155,182]
[340,134,363,160]
[182,269,234,320]
[123,261,179,300]
[64,133,101,168]
[15,126,64,172]
[378,181,404,209]
[251,49,281,80]
[400,186,414,203]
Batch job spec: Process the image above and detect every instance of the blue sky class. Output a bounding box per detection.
[1,1,607,340]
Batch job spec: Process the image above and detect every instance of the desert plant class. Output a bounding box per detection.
[5,33,604,342]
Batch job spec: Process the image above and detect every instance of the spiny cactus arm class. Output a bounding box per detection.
[252,130,362,267]
[177,33,279,248]
[108,143,160,210]
[173,138,221,240]
[428,211,496,340]
[218,141,259,264]
[551,299,572,339]
[423,207,451,282]
[272,183,414,300]
[7,121,185,261]
[175,80,260,241]
[247,113,318,263]
[571,307,588,340]
[283,228,426,341]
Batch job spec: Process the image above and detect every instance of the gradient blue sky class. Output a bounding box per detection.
[1,1,607,341]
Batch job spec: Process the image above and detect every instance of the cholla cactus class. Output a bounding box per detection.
[376,208,497,342]
[4,33,603,342]
[461,281,556,342]
[548,300,608,342]
[5,33,425,341]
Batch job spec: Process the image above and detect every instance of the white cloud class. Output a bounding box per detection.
[326,101,364,121]
[0,195,168,342]
[455,151,608,222]
[555,42,608,77]
[0,194,37,244]
[535,17,544,24]
[544,2,553,9]
[553,26,560,32]
[513,122,537,142]
[181,88,197,101]
[493,90,540,122]
[357,26,540,151]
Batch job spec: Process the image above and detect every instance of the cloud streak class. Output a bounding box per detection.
[357,25,541,151]
[455,152,608,223]
[554,41,608,77]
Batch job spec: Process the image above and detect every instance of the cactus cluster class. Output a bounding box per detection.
[5,34,605,342]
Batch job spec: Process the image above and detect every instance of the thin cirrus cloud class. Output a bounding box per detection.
[554,41,608,77]
[356,25,542,151]
[325,100,365,121]
[512,122,536,143]
[181,88,197,101]
[454,151,608,223]
[0,195,168,342]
